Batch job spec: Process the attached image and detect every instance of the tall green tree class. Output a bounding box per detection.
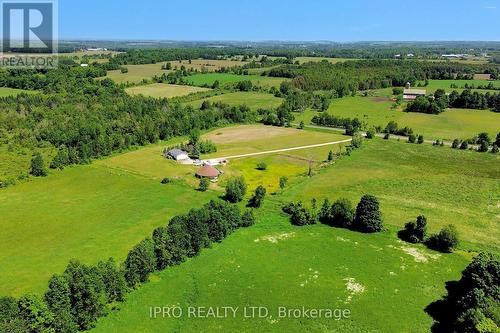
[97,258,127,303]
[30,152,48,177]
[224,176,247,203]
[44,275,77,333]
[353,194,383,233]
[248,185,266,208]
[17,294,54,333]
[124,239,156,287]
[64,260,106,330]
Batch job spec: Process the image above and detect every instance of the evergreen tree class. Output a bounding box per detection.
[353,195,383,233]
[30,152,48,177]
[198,177,209,192]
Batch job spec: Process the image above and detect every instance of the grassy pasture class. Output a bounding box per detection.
[295,94,500,140]
[168,59,249,72]
[419,79,500,93]
[91,202,470,333]
[125,83,211,99]
[103,63,170,84]
[285,138,500,253]
[0,163,216,296]
[0,87,36,97]
[295,57,360,64]
[186,73,288,88]
[186,92,283,110]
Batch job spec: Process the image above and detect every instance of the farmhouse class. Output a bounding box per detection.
[165,148,189,161]
[195,165,221,180]
[403,88,426,101]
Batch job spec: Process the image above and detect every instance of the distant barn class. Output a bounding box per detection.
[403,89,426,101]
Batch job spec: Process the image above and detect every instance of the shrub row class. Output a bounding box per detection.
[283,194,384,233]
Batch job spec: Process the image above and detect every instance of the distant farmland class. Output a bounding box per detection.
[168,58,249,72]
[186,91,283,110]
[102,63,170,84]
[295,57,360,64]
[186,73,288,88]
[125,83,211,98]
[0,87,36,97]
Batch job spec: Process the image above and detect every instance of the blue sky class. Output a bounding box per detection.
[59,0,500,41]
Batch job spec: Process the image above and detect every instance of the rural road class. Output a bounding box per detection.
[215,138,353,160]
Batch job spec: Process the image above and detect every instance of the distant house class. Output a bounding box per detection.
[165,149,189,161]
[195,165,221,180]
[403,89,426,101]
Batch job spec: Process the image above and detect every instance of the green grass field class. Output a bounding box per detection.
[125,83,211,98]
[295,94,500,140]
[0,87,36,97]
[202,125,348,192]
[91,201,470,333]
[185,73,288,88]
[284,138,500,253]
[103,63,170,84]
[418,79,500,93]
[0,163,216,297]
[186,92,283,110]
[295,57,360,64]
[88,137,497,332]
[2,122,497,332]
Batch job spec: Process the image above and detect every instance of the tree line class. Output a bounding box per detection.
[283,194,384,233]
[0,199,256,332]
[406,89,500,114]
[265,60,500,93]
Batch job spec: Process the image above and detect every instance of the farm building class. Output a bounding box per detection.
[165,148,189,161]
[195,165,221,180]
[403,88,426,101]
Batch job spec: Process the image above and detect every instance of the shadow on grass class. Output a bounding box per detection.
[424,280,460,333]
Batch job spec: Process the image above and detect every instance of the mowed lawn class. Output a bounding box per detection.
[91,203,470,333]
[285,138,500,253]
[187,92,283,110]
[295,95,500,140]
[125,83,211,98]
[185,73,288,88]
[201,125,349,192]
[203,125,347,157]
[0,164,216,296]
